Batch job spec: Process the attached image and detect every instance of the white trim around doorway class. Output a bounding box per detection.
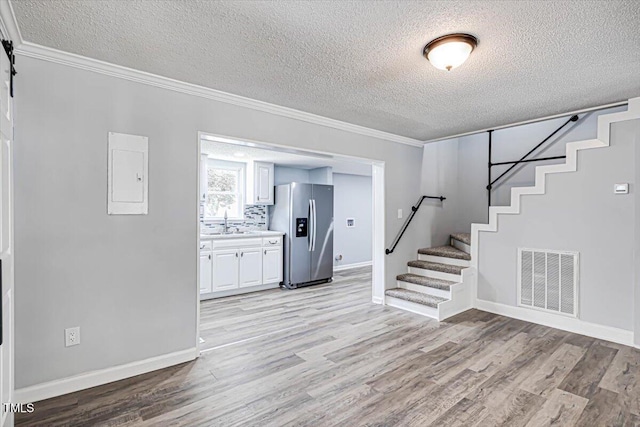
[195,132,386,354]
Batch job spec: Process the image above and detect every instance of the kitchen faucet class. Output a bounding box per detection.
[223,210,229,233]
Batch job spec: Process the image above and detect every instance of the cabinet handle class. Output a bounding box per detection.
[208,254,211,260]
[240,252,244,257]
[200,244,205,249]
[235,252,238,257]
[268,240,277,244]
[264,250,267,255]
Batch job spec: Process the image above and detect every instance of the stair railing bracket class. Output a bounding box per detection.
[385,195,446,255]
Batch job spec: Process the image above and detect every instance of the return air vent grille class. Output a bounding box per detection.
[518,248,578,317]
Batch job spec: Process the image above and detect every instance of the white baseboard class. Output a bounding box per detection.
[372,296,383,305]
[333,261,373,272]
[476,299,634,347]
[14,347,198,404]
[200,282,280,300]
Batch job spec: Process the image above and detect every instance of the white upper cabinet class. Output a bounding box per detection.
[246,161,274,205]
[107,132,148,215]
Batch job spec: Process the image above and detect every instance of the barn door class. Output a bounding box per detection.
[0,38,15,427]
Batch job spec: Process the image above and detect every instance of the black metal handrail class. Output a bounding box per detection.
[385,195,445,255]
[487,114,579,211]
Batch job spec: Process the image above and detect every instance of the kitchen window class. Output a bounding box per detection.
[205,160,245,220]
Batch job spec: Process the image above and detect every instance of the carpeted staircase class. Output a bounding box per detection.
[384,233,473,320]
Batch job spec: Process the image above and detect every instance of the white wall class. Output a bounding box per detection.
[14,56,424,389]
[274,165,310,185]
[309,167,333,185]
[333,173,372,268]
[477,119,639,331]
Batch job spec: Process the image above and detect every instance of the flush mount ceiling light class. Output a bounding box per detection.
[423,33,478,71]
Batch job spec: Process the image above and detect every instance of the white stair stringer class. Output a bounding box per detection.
[438,268,475,320]
[384,97,640,325]
[387,266,475,321]
[470,97,640,305]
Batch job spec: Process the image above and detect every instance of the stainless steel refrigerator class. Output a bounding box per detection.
[269,183,334,289]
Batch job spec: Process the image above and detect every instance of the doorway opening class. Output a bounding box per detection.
[195,132,385,353]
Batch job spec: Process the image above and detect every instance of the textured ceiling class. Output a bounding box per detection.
[201,140,372,176]
[12,0,640,141]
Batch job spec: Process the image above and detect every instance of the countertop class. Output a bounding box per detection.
[200,231,284,240]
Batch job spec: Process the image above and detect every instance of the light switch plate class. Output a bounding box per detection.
[397,209,403,219]
[614,183,629,194]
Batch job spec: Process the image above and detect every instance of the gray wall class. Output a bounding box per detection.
[419,139,460,248]
[424,106,628,235]
[477,119,639,331]
[333,173,372,267]
[14,56,424,388]
[635,122,640,345]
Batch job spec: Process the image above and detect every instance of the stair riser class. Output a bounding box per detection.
[385,296,441,320]
[451,238,471,255]
[397,280,451,299]
[417,253,470,267]
[408,266,461,282]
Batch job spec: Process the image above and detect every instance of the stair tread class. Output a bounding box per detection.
[418,245,471,260]
[396,273,456,290]
[450,233,471,245]
[385,288,447,308]
[408,260,465,275]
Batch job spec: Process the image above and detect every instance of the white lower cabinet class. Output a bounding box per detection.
[212,249,240,291]
[239,247,263,288]
[263,247,283,284]
[199,251,213,293]
[200,235,283,297]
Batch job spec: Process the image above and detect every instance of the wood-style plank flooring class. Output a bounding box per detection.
[17,267,640,426]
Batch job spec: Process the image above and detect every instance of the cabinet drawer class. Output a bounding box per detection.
[262,236,282,247]
[199,240,213,251]
[213,238,262,250]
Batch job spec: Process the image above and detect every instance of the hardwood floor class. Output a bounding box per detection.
[17,266,640,426]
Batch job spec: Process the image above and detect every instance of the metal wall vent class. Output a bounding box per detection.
[518,248,579,317]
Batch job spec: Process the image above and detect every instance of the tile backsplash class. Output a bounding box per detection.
[201,204,268,233]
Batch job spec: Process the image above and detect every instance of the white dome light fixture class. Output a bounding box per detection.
[423,33,478,71]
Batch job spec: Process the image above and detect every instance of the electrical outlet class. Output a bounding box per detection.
[65,327,80,347]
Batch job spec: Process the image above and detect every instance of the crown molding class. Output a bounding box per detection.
[15,41,424,147]
[0,0,22,43]
[422,100,629,144]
